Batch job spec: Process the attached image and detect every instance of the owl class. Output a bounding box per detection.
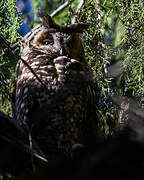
[15,10,97,158]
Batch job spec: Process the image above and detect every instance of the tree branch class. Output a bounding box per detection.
[72,0,85,24]
[51,0,74,17]
[0,111,48,175]
[0,111,48,162]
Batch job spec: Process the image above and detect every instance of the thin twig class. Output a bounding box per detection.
[51,0,74,17]
[1,135,48,163]
[72,0,85,24]
[0,36,45,87]
[97,3,108,11]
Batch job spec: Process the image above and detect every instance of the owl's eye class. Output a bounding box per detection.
[45,42,49,45]
[43,39,53,45]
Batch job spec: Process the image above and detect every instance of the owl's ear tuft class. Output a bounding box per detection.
[37,9,89,33]
[61,23,89,33]
[37,9,60,29]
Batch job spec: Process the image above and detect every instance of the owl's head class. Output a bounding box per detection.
[28,10,89,63]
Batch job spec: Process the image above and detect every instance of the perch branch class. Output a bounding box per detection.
[0,111,48,174]
[0,111,48,162]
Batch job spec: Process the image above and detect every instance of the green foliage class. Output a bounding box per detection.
[79,0,144,136]
[0,0,22,75]
[79,0,116,135]
[120,1,144,98]
[0,0,22,115]
[100,0,144,100]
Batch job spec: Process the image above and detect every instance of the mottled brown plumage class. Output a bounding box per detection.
[15,10,97,157]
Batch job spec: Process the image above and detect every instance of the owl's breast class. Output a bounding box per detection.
[16,54,95,154]
[17,54,93,110]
